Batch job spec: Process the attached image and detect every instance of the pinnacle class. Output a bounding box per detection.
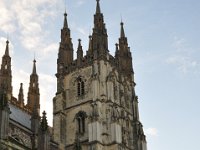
[63,11,68,28]
[120,21,125,38]
[5,40,9,56]
[32,59,37,75]
[96,0,101,14]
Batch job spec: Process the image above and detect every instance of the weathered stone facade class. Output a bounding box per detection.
[53,1,147,150]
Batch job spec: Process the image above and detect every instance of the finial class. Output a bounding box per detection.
[77,39,82,50]
[63,10,68,28]
[32,59,37,74]
[20,83,23,88]
[120,21,125,38]
[96,0,101,14]
[5,39,9,56]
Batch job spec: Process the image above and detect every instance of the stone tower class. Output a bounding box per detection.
[53,1,147,150]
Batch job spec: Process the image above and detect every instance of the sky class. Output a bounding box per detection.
[0,0,200,150]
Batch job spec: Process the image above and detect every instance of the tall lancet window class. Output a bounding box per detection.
[75,111,87,134]
[77,77,85,96]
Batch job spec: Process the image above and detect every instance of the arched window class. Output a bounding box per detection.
[75,111,87,134]
[77,77,85,96]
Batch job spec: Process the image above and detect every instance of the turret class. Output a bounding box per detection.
[18,83,24,107]
[0,40,12,100]
[57,11,74,71]
[57,11,74,93]
[115,22,133,77]
[27,59,40,113]
[91,0,108,58]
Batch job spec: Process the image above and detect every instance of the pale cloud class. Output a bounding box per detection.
[76,0,86,7]
[166,55,198,74]
[166,36,199,74]
[0,0,61,60]
[0,1,16,33]
[145,128,158,137]
[77,27,88,36]
[42,43,58,55]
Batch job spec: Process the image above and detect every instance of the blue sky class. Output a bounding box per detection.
[0,0,200,150]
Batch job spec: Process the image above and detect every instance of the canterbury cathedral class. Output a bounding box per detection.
[0,0,147,150]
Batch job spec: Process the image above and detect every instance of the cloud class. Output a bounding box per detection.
[166,36,199,74]
[76,0,86,7]
[0,1,16,33]
[145,128,158,136]
[166,55,198,74]
[77,27,88,36]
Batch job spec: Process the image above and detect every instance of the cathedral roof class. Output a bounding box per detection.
[9,103,31,129]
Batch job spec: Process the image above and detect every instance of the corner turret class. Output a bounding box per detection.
[115,22,133,78]
[27,59,40,113]
[91,0,108,59]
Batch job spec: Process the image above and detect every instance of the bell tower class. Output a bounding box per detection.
[53,1,147,150]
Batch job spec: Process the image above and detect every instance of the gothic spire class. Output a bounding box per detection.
[92,0,108,58]
[0,40,12,98]
[57,10,74,76]
[27,59,40,113]
[115,21,133,77]
[18,83,24,107]
[96,0,101,14]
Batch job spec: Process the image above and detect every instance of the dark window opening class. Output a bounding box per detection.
[77,77,85,96]
[76,111,87,134]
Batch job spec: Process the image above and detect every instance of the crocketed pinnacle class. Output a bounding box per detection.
[18,83,24,105]
[40,111,48,131]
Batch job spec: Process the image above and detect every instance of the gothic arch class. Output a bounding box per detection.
[74,111,87,134]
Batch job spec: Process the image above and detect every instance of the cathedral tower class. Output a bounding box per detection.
[53,1,147,150]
